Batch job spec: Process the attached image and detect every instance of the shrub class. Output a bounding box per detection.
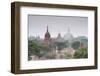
[74,47,88,58]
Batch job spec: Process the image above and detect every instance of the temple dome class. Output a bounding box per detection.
[63,26,73,40]
[64,33,73,40]
[55,33,65,43]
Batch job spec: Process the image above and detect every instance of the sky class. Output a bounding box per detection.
[28,15,88,38]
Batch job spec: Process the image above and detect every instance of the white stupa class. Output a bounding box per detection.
[63,26,73,41]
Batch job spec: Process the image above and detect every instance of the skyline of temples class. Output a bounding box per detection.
[28,15,88,38]
[29,25,75,40]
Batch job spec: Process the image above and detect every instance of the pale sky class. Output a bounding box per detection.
[28,15,88,38]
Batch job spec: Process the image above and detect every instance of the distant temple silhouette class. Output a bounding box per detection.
[44,26,51,42]
[43,26,73,46]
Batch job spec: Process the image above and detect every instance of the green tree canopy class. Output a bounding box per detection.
[74,47,88,58]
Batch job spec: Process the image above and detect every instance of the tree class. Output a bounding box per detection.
[28,40,54,60]
[72,41,80,50]
[28,40,43,60]
[74,47,88,58]
[55,42,66,50]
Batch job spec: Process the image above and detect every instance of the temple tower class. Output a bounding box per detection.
[44,26,51,42]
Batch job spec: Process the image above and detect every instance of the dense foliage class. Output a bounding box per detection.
[28,39,88,60]
[55,42,67,50]
[28,40,55,60]
[74,47,88,58]
[72,41,80,50]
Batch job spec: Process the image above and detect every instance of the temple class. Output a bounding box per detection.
[44,26,51,45]
[28,25,88,60]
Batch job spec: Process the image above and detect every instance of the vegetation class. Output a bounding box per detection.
[72,41,80,50]
[74,47,88,58]
[55,42,67,50]
[28,39,88,60]
[28,40,54,60]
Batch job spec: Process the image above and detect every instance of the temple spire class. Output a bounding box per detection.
[44,25,51,41]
